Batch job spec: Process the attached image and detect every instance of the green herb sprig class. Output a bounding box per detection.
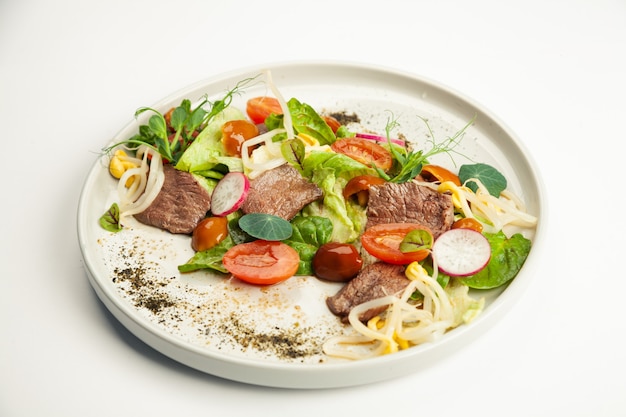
[377,114,475,183]
[103,76,259,164]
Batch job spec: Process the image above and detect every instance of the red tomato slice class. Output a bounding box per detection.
[222,240,299,285]
[331,137,393,171]
[361,223,431,265]
[246,97,283,125]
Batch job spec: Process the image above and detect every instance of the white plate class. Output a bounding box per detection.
[77,62,545,388]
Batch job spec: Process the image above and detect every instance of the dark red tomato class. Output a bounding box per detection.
[192,217,229,252]
[331,137,393,171]
[361,223,431,265]
[221,119,259,156]
[343,175,386,206]
[246,97,283,125]
[312,242,363,282]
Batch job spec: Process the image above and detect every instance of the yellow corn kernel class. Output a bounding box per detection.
[109,150,139,187]
[296,133,320,147]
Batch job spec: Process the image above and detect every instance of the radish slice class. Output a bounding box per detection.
[356,132,405,147]
[210,172,250,216]
[432,229,491,276]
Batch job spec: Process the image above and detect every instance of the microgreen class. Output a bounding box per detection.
[103,76,260,164]
[377,114,475,184]
[99,203,122,232]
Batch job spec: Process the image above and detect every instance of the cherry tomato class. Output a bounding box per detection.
[323,115,341,133]
[343,175,386,206]
[452,217,484,233]
[313,242,363,282]
[222,240,300,285]
[191,217,229,252]
[361,223,432,265]
[221,119,259,156]
[246,97,283,125]
[331,137,393,171]
[420,164,461,186]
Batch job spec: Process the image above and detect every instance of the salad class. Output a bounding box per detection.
[99,71,537,360]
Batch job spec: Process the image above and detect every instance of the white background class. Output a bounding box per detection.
[1,0,625,416]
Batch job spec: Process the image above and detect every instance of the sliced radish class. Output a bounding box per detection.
[432,228,491,276]
[356,132,405,147]
[210,172,250,216]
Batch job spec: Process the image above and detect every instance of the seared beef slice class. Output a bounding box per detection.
[241,164,323,220]
[326,262,409,323]
[367,181,454,239]
[134,164,211,234]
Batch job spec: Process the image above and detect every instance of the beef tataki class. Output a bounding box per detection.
[134,164,211,234]
[241,163,323,220]
[326,262,410,323]
[366,181,454,239]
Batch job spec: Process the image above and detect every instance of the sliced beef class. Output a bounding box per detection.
[326,262,409,323]
[241,163,323,220]
[134,164,211,234]
[366,181,454,239]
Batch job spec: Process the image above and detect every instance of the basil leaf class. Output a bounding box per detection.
[459,163,507,197]
[287,98,336,145]
[238,213,293,241]
[459,231,531,289]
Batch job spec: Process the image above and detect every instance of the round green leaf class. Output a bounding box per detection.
[238,213,293,241]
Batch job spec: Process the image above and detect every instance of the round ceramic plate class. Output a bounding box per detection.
[77,62,545,389]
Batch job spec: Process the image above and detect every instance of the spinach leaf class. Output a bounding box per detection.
[177,237,234,273]
[283,216,333,275]
[459,163,507,197]
[459,231,531,289]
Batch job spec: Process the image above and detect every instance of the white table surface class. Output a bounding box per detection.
[2,0,625,415]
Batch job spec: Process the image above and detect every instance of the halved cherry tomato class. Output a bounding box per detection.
[221,119,259,156]
[192,217,229,252]
[343,175,386,206]
[361,223,432,265]
[331,137,393,171]
[420,164,461,186]
[452,217,484,233]
[323,115,341,133]
[246,97,283,125]
[222,240,300,285]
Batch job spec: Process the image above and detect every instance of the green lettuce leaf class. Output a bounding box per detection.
[175,106,245,175]
[301,151,375,243]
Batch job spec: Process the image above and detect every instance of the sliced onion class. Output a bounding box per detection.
[356,132,405,147]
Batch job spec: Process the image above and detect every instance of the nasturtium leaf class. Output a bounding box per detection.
[458,163,507,197]
[400,229,433,253]
[238,213,293,241]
